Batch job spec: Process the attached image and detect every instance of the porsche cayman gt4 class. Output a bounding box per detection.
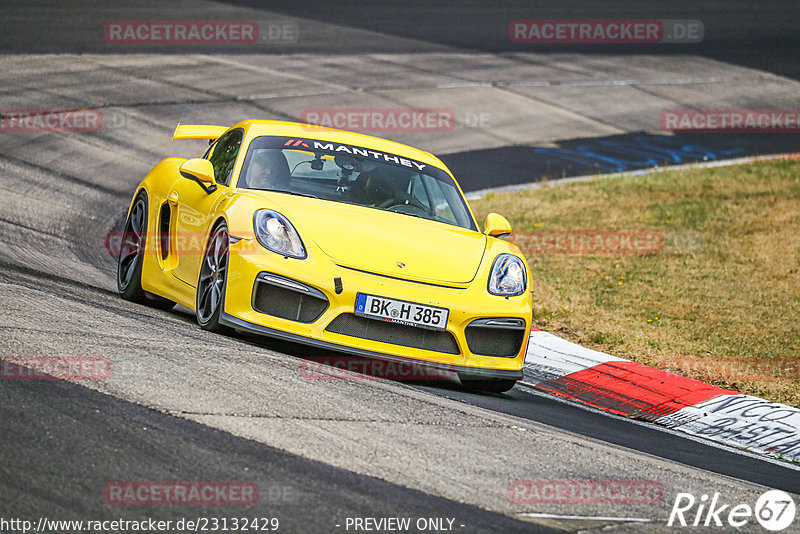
[117,120,532,393]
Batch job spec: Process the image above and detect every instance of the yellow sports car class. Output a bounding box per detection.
[117,120,532,392]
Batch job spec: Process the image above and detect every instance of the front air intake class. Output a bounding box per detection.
[464,318,526,358]
[252,273,328,323]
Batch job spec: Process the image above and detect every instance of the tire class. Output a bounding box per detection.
[458,373,517,394]
[196,221,230,333]
[117,192,174,310]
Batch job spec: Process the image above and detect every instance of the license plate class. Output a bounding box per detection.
[355,293,449,331]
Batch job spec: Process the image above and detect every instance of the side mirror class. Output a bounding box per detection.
[179,158,216,192]
[484,212,512,238]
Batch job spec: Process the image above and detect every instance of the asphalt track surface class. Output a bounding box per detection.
[2,377,548,533]
[221,1,800,80]
[1,2,799,533]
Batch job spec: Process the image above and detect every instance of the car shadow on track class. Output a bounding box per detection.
[223,324,525,396]
[165,302,523,396]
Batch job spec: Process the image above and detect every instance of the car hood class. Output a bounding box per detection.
[266,194,486,284]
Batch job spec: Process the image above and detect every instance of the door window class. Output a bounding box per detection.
[207,129,244,186]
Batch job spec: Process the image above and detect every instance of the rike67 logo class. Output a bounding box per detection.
[668,489,796,531]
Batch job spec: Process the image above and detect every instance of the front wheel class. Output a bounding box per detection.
[196,221,230,333]
[458,373,517,394]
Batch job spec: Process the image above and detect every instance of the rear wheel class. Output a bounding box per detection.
[117,192,174,310]
[458,373,517,394]
[196,221,230,333]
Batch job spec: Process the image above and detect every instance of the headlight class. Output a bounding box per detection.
[253,209,306,259]
[488,254,526,296]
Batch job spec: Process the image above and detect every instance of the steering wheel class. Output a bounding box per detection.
[380,192,429,212]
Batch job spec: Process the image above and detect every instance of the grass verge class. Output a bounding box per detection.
[469,159,800,408]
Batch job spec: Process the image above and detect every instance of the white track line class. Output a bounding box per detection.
[516,512,651,522]
[466,152,800,200]
[500,76,733,88]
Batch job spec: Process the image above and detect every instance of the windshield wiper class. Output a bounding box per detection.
[386,210,432,222]
[270,189,319,199]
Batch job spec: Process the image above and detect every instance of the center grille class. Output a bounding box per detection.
[325,314,460,355]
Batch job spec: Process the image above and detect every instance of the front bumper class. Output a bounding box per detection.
[222,238,531,380]
[219,312,523,379]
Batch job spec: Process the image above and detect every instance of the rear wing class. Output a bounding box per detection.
[172,123,228,141]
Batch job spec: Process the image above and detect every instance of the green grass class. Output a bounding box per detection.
[470,159,800,407]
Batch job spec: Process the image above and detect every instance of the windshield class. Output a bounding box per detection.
[237,136,477,231]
